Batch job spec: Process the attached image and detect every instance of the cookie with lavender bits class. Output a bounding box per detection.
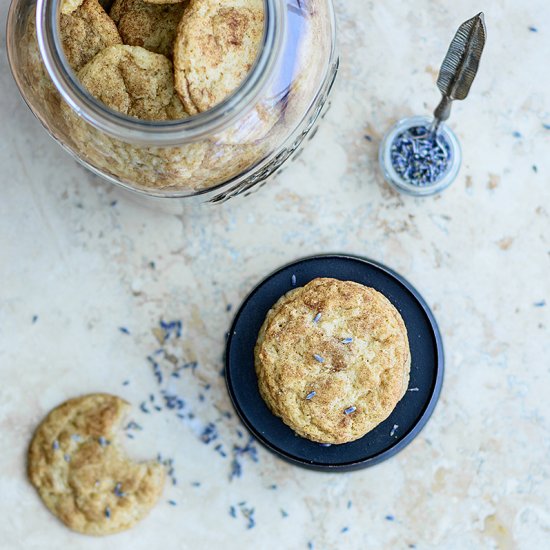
[254,278,411,444]
[28,393,165,535]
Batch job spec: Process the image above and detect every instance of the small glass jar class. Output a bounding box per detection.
[7,0,338,202]
[379,115,461,197]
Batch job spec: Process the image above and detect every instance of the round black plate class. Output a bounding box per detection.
[225,254,444,471]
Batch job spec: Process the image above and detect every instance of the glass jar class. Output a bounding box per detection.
[7,0,338,202]
[379,115,461,197]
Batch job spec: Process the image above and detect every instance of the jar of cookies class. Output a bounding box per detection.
[7,0,338,202]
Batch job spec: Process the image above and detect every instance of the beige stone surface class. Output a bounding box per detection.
[1,0,550,548]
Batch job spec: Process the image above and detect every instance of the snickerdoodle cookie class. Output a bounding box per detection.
[173,0,264,114]
[110,0,187,58]
[255,278,411,445]
[28,394,165,535]
[60,0,122,72]
[77,45,186,120]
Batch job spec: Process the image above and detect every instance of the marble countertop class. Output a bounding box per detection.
[1,0,549,548]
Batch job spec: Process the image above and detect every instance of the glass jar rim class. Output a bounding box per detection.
[35,0,283,146]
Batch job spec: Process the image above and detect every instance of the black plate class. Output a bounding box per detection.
[225,254,444,471]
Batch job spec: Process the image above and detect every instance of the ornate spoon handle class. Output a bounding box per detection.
[431,12,487,135]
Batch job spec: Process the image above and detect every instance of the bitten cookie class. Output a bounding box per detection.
[60,0,122,72]
[173,0,264,114]
[255,278,411,445]
[77,45,186,120]
[28,394,166,536]
[110,0,187,59]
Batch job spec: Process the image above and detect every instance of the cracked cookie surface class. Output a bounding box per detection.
[60,0,122,72]
[255,278,411,444]
[77,45,186,120]
[110,0,188,58]
[173,0,264,114]
[28,394,165,535]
